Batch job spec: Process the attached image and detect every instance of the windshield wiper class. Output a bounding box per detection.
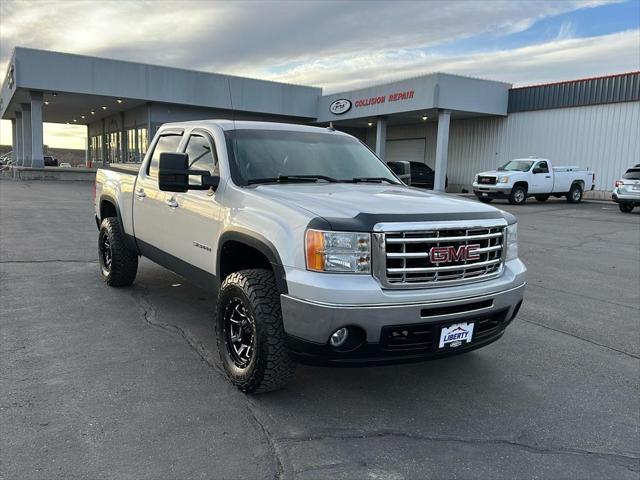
[247,175,339,185]
[350,177,397,184]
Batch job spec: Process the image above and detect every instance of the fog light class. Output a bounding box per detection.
[329,328,348,347]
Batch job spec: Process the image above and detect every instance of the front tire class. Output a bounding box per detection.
[567,184,583,203]
[509,185,527,205]
[619,203,634,213]
[98,218,138,286]
[215,269,296,394]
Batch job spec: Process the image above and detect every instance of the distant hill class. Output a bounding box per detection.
[0,145,86,166]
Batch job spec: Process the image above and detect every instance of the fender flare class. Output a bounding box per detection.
[217,231,288,294]
[98,194,140,253]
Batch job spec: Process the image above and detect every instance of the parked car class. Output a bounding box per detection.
[59,162,72,168]
[95,120,525,394]
[473,158,595,205]
[43,155,58,167]
[612,167,640,213]
[407,161,448,189]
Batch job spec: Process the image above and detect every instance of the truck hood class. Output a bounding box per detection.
[252,183,504,224]
[477,170,524,177]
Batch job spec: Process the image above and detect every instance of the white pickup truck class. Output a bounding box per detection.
[94,120,526,393]
[473,158,595,205]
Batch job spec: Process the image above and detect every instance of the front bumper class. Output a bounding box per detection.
[281,282,525,365]
[472,183,512,199]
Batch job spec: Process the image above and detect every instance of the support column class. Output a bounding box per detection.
[10,119,18,163]
[86,125,91,167]
[120,112,127,163]
[101,118,107,167]
[375,116,387,160]
[434,109,451,192]
[14,112,23,166]
[21,104,32,167]
[30,91,44,168]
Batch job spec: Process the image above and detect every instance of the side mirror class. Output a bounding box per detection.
[387,161,411,185]
[159,152,220,192]
[159,153,189,192]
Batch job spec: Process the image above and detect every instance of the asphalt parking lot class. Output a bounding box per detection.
[1,180,638,480]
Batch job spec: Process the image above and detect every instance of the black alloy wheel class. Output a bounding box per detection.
[223,298,256,369]
[100,234,113,277]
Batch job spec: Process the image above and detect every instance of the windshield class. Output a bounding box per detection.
[623,169,640,180]
[225,129,400,185]
[498,160,535,172]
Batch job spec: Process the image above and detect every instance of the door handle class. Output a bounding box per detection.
[165,198,179,208]
[545,176,551,178]
[135,189,146,198]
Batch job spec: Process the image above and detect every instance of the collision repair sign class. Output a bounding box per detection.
[352,90,414,108]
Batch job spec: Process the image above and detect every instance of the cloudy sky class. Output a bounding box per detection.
[1,0,639,148]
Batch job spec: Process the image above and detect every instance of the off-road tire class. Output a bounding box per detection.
[215,269,296,394]
[619,203,634,213]
[509,185,527,205]
[566,183,583,203]
[477,197,493,203]
[98,218,138,287]
[535,195,550,202]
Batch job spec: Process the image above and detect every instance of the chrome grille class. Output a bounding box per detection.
[375,224,506,288]
[478,176,497,185]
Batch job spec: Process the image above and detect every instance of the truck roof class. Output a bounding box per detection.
[159,119,348,135]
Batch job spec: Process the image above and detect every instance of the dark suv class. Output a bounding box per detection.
[409,161,448,189]
[43,156,58,167]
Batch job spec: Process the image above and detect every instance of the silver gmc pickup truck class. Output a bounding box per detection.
[94,120,526,393]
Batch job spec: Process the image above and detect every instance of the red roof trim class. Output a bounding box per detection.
[510,71,640,91]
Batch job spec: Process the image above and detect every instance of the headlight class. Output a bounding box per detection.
[305,230,371,273]
[474,175,479,183]
[506,223,518,261]
[498,175,510,184]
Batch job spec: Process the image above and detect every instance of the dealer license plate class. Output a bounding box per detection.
[439,322,475,349]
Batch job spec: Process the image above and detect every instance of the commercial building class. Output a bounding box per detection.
[2,47,638,194]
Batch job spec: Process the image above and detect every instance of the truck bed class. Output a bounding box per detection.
[106,163,141,175]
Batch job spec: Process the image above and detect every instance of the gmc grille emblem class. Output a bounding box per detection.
[429,244,481,263]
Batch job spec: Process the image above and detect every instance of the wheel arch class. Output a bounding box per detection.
[98,194,139,253]
[571,179,585,191]
[512,181,528,192]
[217,231,288,295]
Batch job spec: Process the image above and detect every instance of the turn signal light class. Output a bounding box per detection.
[305,230,325,272]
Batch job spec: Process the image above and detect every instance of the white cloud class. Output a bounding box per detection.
[0,0,622,75]
[258,29,640,92]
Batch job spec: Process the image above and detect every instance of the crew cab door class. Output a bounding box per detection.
[529,160,553,194]
[133,130,184,254]
[162,130,221,277]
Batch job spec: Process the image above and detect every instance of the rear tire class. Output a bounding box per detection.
[215,269,296,394]
[619,203,634,213]
[98,218,138,287]
[567,184,583,203]
[535,195,549,202]
[509,185,527,205]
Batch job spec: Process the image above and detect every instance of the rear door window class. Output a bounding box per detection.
[147,134,183,179]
